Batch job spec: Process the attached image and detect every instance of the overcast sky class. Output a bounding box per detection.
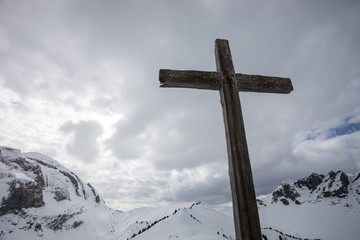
[1,0,359,210]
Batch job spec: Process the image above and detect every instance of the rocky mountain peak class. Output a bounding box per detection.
[268,170,360,206]
[272,183,301,205]
[322,170,349,198]
[294,172,325,191]
[0,146,103,217]
[1,146,359,240]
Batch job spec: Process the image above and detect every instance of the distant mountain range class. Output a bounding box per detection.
[1,146,359,240]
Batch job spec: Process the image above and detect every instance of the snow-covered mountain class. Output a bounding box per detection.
[0,146,235,240]
[0,146,112,239]
[259,170,360,240]
[1,146,359,240]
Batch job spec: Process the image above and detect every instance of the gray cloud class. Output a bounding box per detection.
[1,0,360,210]
[166,174,231,205]
[60,120,103,162]
[158,162,231,204]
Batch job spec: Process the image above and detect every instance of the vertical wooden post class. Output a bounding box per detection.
[215,39,261,240]
[159,38,293,240]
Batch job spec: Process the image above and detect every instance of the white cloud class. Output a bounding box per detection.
[292,119,360,172]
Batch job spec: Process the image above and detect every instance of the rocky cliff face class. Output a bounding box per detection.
[259,170,360,240]
[269,170,360,206]
[0,154,45,216]
[0,147,103,215]
[0,146,106,238]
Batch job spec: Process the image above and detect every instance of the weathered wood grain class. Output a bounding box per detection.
[235,73,293,94]
[216,39,262,240]
[159,69,293,94]
[159,69,222,90]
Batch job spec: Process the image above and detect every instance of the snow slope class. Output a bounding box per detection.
[0,147,234,240]
[1,146,359,240]
[106,202,235,240]
[258,171,360,240]
[0,146,113,240]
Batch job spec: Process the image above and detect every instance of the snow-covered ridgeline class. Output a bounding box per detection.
[1,146,359,240]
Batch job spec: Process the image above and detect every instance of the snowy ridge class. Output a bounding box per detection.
[259,171,360,240]
[261,170,360,207]
[1,146,359,240]
[107,202,235,240]
[0,146,235,240]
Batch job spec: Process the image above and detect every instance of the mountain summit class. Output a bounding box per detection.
[268,170,359,206]
[258,170,360,239]
[0,146,235,239]
[0,146,110,239]
[0,146,104,215]
[1,146,359,240]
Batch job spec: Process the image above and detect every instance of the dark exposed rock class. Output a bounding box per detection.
[0,182,44,216]
[272,183,300,205]
[29,157,57,170]
[353,172,360,183]
[34,223,43,232]
[87,183,102,204]
[60,170,80,197]
[75,174,87,200]
[54,188,70,202]
[12,157,45,188]
[294,173,324,192]
[45,211,81,231]
[280,198,289,205]
[72,220,84,229]
[257,199,267,207]
[356,185,360,195]
[322,171,349,198]
[58,170,91,201]
[0,156,46,216]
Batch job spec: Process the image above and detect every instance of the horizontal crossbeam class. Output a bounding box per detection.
[159,69,293,94]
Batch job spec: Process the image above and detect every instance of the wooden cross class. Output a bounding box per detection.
[159,39,293,240]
